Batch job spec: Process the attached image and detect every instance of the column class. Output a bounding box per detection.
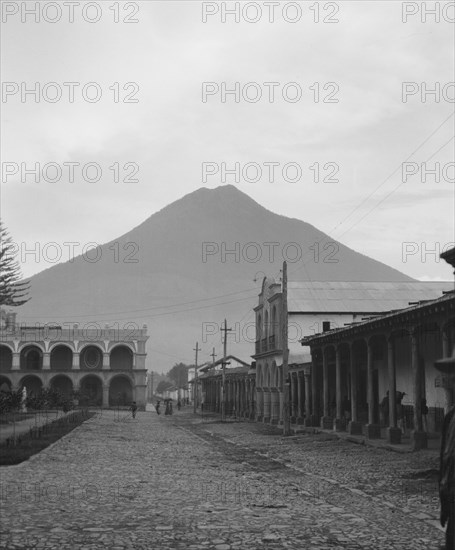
[334,345,344,431]
[442,327,452,412]
[321,347,332,429]
[311,351,318,426]
[263,389,271,423]
[256,388,263,421]
[102,353,110,370]
[102,385,109,408]
[411,330,427,449]
[12,352,20,370]
[387,334,401,444]
[304,368,312,426]
[348,343,362,435]
[290,374,296,423]
[42,352,50,370]
[72,352,80,370]
[297,372,304,424]
[366,338,380,438]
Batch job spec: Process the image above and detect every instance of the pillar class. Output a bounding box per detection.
[263,389,271,423]
[12,352,20,370]
[411,330,427,450]
[297,372,304,424]
[348,343,362,435]
[334,345,345,431]
[442,328,453,412]
[304,368,312,426]
[256,387,263,421]
[311,351,319,426]
[270,388,279,424]
[102,385,109,408]
[387,335,401,444]
[42,352,50,370]
[102,353,110,370]
[290,374,296,423]
[72,352,80,370]
[321,347,332,429]
[366,338,380,439]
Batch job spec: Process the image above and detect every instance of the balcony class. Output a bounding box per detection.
[268,335,276,351]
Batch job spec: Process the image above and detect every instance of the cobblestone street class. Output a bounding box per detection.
[0,409,446,550]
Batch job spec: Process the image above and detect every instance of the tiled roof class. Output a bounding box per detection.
[287,281,453,313]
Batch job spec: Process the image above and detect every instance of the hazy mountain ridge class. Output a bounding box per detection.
[18,185,414,370]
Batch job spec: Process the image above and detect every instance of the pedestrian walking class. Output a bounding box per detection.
[342,395,351,421]
[396,391,406,434]
[380,391,389,427]
[421,397,429,433]
[130,401,138,419]
[155,401,161,415]
[434,353,455,550]
[177,399,181,411]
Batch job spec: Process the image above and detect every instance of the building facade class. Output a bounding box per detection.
[300,291,455,448]
[253,278,452,427]
[0,311,149,410]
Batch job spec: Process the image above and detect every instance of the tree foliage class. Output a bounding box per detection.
[167,363,190,389]
[156,380,174,394]
[0,221,30,307]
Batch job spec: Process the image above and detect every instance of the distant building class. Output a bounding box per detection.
[0,311,149,410]
[198,355,256,418]
[253,278,452,426]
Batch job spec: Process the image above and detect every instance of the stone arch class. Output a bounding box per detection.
[20,345,43,370]
[0,375,12,392]
[50,374,74,398]
[20,374,43,395]
[109,345,134,370]
[79,374,103,406]
[0,345,13,371]
[79,345,103,370]
[50,345,73,371]
[109,375,133,406]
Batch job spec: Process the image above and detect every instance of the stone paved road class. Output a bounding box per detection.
[0,409,446,549]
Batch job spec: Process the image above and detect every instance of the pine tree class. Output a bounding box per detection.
[0,221,30,306]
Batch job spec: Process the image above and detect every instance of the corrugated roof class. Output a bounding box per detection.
[287,281,453,313]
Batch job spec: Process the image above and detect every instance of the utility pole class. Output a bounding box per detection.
[210,347,217,366]
[193,342,201,413]
[150,371,154,401]
[282,261,291,436]
[221,319,232,421]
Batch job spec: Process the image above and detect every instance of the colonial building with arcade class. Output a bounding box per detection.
[0,311,149,409]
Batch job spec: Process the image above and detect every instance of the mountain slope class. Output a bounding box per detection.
[18,185,414,370]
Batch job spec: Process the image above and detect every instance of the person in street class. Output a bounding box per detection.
[342,395,351,421]
[421,397,429,433]
[380,391,389,427]
[435,353,455,550]
[164,400,170,415]
[155,401,161,415]
[177,399,181,411]
[169,401,173,415]
[130,401,138,419]
[396,391,406,434]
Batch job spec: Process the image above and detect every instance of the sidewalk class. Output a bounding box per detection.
[291,424,441,454]
[0,410,70,443]
[191,410,441,454]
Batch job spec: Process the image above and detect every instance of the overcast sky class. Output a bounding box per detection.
[1,1,454,282]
